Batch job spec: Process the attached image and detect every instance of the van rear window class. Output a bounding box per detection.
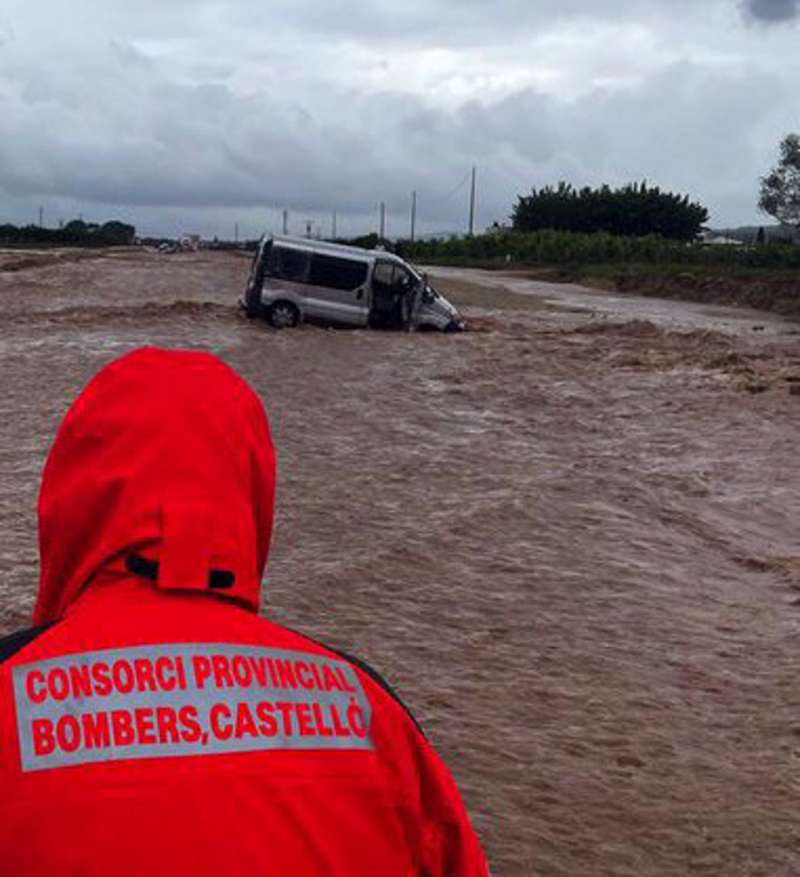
[269,247,310,282]
[309,255,368,292]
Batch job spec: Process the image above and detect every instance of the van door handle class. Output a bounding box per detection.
[356,289,364,300]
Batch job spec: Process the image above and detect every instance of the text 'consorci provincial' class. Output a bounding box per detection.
[12,644,374,772]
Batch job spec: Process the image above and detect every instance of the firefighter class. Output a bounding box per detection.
[0,347,489,876]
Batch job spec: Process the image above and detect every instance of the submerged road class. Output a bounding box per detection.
[429,265,793,337]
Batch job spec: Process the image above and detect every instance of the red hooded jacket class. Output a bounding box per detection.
[0,348,488,877]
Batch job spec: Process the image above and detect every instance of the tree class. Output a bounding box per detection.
[759,133,800,230]
[511,181,708,241]
[62,219,88,239]
[98,221,136,245]
[0,218,136,247]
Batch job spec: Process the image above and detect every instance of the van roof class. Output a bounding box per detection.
[262,234,408,266]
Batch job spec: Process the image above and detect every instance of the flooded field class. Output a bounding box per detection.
[2,249,800,875]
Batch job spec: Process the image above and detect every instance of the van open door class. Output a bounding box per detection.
[370,260,419,330]
[243,237,272,318]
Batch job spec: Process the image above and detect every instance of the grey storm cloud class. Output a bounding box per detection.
[0,55,782,227]
[0,0,799,234]
[744,0,800,20]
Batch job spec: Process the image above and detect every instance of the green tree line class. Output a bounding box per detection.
[398,229,800,269]
[0,219,136,247]
[511,182,709,241]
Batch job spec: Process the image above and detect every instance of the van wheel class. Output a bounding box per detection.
[268,301,299,329]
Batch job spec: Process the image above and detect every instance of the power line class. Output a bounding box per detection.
[428,170,473,205]
[482,162,537,197]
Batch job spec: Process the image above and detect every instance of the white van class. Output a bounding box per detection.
[242,235,464,332]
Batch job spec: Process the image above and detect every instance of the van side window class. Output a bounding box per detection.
[269,247,310,282]
[309,255,368,291]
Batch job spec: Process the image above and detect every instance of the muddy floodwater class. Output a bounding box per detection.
[2,249,800,875]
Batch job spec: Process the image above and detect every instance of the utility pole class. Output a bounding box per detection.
[468,165,477,236]
[379,202,386,240]
[305,220,313,239]
[234,222,239,243]
[38,206,44,228]
[282,209,289,235]
[410,190,417,243]
[332,210,337,239]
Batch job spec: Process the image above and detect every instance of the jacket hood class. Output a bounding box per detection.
[34,348,276,624]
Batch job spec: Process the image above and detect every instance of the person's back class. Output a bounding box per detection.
[0,348,488,876]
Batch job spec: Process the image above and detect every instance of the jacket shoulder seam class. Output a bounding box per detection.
[0,624,56,665]
[284,626,427,738]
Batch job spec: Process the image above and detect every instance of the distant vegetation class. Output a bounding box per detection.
[0,219,136,247]
[333,232,383,250]
[388,178,800,271]
[398,230,800,269]
[511,182,709,241]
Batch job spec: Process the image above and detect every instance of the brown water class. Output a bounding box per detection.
[2,250,800,875]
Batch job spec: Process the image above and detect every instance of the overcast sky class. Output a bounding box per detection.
[0,0,798,239]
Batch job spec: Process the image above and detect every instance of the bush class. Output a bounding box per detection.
[0,219,136,248]
[400,230,800,270]
[511,182,708,241]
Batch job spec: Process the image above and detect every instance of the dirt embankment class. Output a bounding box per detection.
[604,271,800,317]
[525,267,800,318]
[432,261,800,319]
